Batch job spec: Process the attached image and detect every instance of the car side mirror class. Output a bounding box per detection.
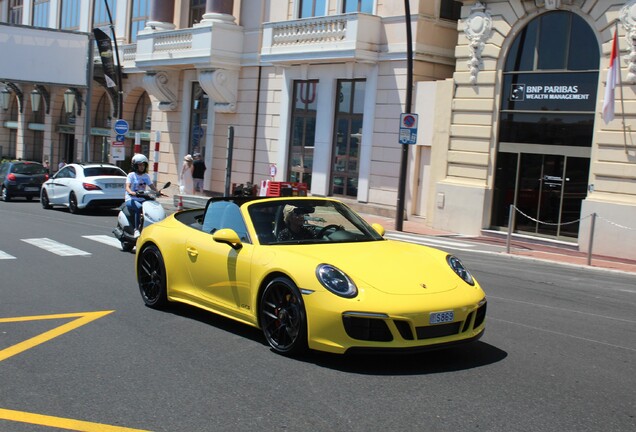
[213,228,243,250]
[371,223,385,237]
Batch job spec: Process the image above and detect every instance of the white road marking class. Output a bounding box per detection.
[21,238,91,257]
[83,235,123,249]
[0,251,16,260]
[386,232,475,248]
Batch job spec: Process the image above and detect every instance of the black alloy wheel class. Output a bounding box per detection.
[68,192,79,214]
[259,277,308,355]
[137,244,168,308]
[41,189,52,209]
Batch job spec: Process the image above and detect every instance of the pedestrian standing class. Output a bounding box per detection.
[192,152,206,195]
[180,154,194,195]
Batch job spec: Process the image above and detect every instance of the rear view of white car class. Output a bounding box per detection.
[41,163,127,213]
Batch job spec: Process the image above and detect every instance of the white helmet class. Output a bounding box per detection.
[131,154,149,173]
[131,154,149,165]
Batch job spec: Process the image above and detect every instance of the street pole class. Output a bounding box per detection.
[83,32,94,162]
[395,0,414,232]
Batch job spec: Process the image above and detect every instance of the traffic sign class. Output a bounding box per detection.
[114,119,129,135]
[116,134,125,142]
[399,113,418,145]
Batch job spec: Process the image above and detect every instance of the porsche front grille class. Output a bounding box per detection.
[342,301,487,342]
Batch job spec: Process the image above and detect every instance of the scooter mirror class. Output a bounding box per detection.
[162,182,171,190]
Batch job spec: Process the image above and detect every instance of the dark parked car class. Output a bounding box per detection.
[0,160,49,202]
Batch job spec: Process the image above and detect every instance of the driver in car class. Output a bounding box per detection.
[277,205,316,241]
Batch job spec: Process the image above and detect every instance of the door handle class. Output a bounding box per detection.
[186,247,198,257]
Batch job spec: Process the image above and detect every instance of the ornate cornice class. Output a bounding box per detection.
[142,71,178,111]
[198,69,238,113]
[463,2,492,85]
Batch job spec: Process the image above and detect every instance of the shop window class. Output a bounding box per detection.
[288,80,318,188]
[189,83,208,156]
[440,0,461,21]
[130,0,149,42]
[32,0,49,27]
[190,0,205,25]
[60,0,80,30]
[331,79,365,197]
[9,0,22,24]
[342,0,373,14]
[299,0,326,18]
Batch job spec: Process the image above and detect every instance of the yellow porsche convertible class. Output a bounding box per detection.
[135,197,486,355]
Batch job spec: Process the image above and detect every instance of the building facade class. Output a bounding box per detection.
[1,0,635,260]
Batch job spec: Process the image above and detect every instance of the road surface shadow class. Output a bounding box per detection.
[164,303,506,375]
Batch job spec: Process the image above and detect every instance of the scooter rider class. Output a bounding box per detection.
[125,154,159,238]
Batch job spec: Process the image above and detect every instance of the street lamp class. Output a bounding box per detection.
[30,88,41,112]
[64,89,75,115]
[0,88,10,110]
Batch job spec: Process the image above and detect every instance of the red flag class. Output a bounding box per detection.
[602,29,619,123]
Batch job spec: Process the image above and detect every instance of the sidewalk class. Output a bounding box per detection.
[360,213,636,275]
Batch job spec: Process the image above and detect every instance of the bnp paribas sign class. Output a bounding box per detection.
[503,72,597,113]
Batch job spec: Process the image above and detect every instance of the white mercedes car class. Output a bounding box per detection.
[41,163,127,213]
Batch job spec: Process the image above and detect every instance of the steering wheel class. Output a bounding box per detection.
[317,224,342,238]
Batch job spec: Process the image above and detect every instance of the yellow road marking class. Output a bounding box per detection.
[0,408,151,431]
[0,311,114,362]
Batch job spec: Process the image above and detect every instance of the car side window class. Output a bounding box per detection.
[202,201,250,243]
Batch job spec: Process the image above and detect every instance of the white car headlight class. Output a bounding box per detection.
[446,255,475,286]
[316,264,358,298]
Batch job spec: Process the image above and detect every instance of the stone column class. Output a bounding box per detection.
[146,0,176,30]
[201,0,235,24]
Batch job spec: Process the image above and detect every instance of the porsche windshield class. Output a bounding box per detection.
[247,199,385,245]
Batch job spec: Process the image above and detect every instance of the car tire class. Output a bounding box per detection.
[259,276,308,355]
[41,189,52,209]
[1,186,10,202]
[68,192,80,214]
[137,244,168,308]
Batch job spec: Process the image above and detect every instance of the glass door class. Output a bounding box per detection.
[491,152,589,239]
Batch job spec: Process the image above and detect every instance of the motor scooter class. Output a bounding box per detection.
[112,182,171,252]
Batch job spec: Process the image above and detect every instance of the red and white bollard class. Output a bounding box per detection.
[152,131,160,185]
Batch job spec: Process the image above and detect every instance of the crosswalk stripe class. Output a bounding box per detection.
[386,233,475,248]
[83,235,123,249]
[21,238,91,257]
[0,251,16,260]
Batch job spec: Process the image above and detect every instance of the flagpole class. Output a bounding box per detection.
[616,22,629,153]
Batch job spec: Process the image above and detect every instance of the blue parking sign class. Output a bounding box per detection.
[114,119,129,135]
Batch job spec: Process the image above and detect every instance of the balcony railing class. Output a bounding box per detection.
[261,13,382,64]
[133,22,243,70]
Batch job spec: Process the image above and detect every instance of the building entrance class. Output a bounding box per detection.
[493,152,589,239]
[491,10,599,241]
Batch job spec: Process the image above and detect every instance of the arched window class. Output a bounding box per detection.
[94,93,112,128]
[132,92,151,131]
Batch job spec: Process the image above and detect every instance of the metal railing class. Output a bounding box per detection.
[505,205,636,265]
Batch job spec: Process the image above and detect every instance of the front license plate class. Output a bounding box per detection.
[429,310,454,324]
[24,187,39,192]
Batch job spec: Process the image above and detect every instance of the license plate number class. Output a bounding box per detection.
[429,310,454,324]
[24,187,39,192]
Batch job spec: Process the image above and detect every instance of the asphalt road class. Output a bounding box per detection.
[1,199,635,432]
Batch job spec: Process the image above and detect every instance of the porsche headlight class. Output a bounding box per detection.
[446,255,475,286]
[316,264,358,298]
